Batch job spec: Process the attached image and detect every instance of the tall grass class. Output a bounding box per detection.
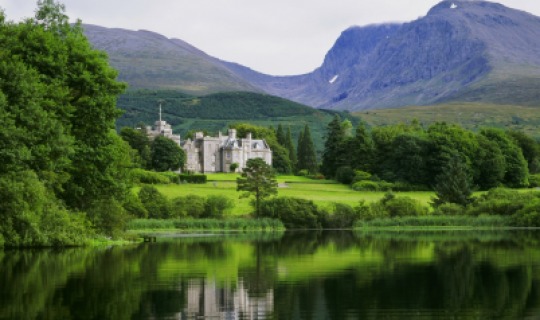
[127,218,285,231]
[355,215,513,230]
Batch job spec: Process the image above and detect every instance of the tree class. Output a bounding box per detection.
[296,125,318,174]
[229,162,239,173]
[321,115,347,178]
[237,158,278,217]
[150,136,185,172]
[480,128,529,188]
[432,153,473,207]
[350,122,375,172]
[120,127,151,168]
[285,127,297,169]
[473,135,505,190]
[276,124,286,146]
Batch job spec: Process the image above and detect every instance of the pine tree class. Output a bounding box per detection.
[352,122,375,172]
[432,153,473,207]
[285,126,297,169]
[276,124,286,146]
[297,125,318,174]
[321,115,346,178]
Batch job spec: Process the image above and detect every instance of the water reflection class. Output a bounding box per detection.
[1,231,540,319]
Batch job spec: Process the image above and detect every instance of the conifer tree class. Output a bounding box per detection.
[432,153,473,207]
[285,126,297,169]
[297,125,318,174]
[276,124,286,146]
[321,115,346,178]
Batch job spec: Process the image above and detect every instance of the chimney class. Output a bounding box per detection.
[228,129,237,139]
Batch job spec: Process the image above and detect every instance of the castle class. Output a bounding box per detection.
[146,106,272,173]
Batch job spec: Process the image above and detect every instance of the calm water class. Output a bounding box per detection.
[2,230,540,319]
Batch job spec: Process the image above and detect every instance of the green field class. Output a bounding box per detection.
[137,174,434,216]
[355,102,540,138]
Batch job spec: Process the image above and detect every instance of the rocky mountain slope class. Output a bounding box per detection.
[84,1,540,110]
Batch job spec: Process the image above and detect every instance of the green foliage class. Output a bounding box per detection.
[138,185,171,219]
[321,115,346,177]
[260,197,322,229]
[335,166,355,184]
[120,126,151,168]
[150,136,185,172]
[352,170,372,183]
[0,171,92,246]
[179,174,207,184]
[86,198,128,239]
[229,163,239,173]
[512,199,540,227]
[204,195,235,218]
[170,195,206,218]
[432,203,465,216]
[352,180,380,191]
[296,124,318,174]
[131,168,172,184]
[237,158,278,217]
[127,217,284,231]
[355,215,511,229]
[324,203,361,229]
[432,153,473,207]
[466,188,538,217]
[529,174,540,188]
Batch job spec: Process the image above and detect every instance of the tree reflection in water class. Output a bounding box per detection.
[1,231,540,319]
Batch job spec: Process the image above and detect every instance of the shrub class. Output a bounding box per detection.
[511,199,540,227]
[324,203,360,229]
[297,169,309,176]
[529,174,540,188]
[170,195,206,218]
[352,180,379,191]
[382,195,428,217]
[260,197,322,229]
[352,170,372,183]
[432,203,464,216]
[179,174,207,184]
[204,195,235,218]
[138,185,171,219]
[123,192,148,218]
[335,166,355,184]
[87,198,128,239]
[160,171,180,183]
[131,168,171,184]
[466,188,539,216]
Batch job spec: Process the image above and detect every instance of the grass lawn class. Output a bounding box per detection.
[137,178,436,216]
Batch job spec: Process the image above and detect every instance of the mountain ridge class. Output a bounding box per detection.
[84,0,540,110]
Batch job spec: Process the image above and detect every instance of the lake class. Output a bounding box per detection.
[2,230,540,319]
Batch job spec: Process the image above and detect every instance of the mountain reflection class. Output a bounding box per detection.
[1,231,540,319]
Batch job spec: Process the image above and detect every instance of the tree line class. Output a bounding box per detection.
[321,115,538,191]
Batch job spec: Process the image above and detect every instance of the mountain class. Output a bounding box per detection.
[82,24,259,95]
[226,0,540,110]
[84,1,540,110]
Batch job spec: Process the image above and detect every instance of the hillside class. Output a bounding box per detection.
[83,24,259,95]
[234,1,540,110]
[355,103,540,138]
[116,90,355,153]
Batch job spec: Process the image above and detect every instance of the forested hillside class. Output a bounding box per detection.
[116,90,355,153]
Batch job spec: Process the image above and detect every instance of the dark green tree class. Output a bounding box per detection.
[321,115,347,178]
[432,153,473,207]
[297,125,318,174]
[473,135,506,190]
[276,124,286,146]
[507,130,540,174]
[120,127,151,168]
[237,158,278,217]
[284,127,297,167]
[150,136,185,172]
[480,128,529,188]
[350,122,375,172]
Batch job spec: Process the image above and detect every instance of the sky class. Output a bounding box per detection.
[1,0,540,75]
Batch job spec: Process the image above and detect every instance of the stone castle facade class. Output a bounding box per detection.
[146,112,272,173]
